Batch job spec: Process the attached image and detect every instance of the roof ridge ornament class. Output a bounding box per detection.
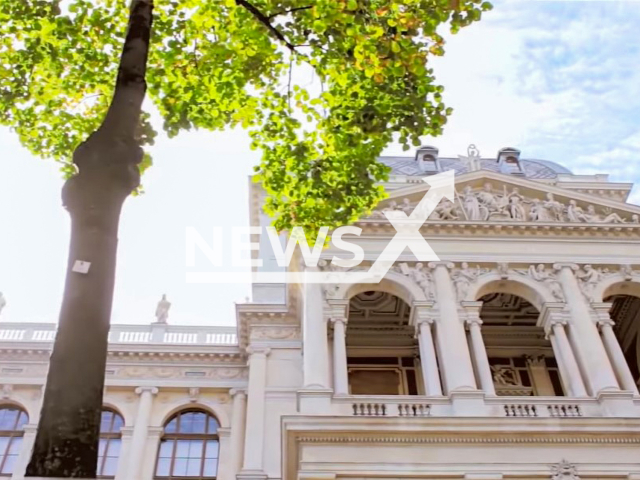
[458,144,482,172]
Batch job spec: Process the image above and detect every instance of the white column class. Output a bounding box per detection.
[241,346,270,474]
[428,262,477,392]
[415,314,443,396]
[546,319,587,397]
[599,320,640,394]
[331,318,349,395]
[127,386,158,480]
[554,263,619,394]
[302,268,330,389]
[466,318,496,396]
[229,389,247,477]
[11,424,36,480]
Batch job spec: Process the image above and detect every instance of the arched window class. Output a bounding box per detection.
[0,406,28,475]
[98,408,124,478]
[155,410,219,479]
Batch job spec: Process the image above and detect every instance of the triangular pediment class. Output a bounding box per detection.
[368,170,640,225]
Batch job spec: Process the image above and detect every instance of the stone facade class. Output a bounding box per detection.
[2,149,640,480]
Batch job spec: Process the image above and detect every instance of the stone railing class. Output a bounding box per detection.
[0,322,238,346]
[331,394,628,418]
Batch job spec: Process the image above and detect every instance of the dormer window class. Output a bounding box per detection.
[415,146,441,174]
[497,147,524,175]
[420,154,439,173]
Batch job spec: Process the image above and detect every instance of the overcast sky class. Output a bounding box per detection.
[1,0,639,327]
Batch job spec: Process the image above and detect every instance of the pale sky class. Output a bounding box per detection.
[1,0,639,327]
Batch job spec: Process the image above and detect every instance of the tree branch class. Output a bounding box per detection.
[268,5,312,20]
[235,0,298,52]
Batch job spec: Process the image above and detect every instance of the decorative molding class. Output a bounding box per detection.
[370,185,639,225]
[552,460,580,480]
[296,435,640,444]
[249,326,300,341]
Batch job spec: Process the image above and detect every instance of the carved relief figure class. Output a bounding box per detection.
[491,365,519,386]
[477,183,498,220]
[566,200,587,223]
[399,263,435,301]
[529,198,553,222]
[576,265,601,301]
[507,188,526,220]
[452,262,483,300]
[462,186,482,220]
[527,264,564,301]
[430,199,459,220]
[544,193,565,221]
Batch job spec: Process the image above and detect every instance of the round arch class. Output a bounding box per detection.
[0,400,30,421]
[594,275,640,303]
[332,270,428,304]
[466,272,556,311]
[157,402,229,429]
[102,403,126,425]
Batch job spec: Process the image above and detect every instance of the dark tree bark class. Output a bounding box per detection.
[26,0,154,477]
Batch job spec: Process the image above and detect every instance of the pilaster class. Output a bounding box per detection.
[411,302,442,396]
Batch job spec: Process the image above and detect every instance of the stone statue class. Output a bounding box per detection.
[476,183,498,220]
[400,198,414,215]
[462,186,482,220]
[507,188,526,220]
[527,264,564,301]
[600,207,626,224]
[155,294,171,324]
[0,292,5,318]
[576,265,601,301]
[583,205,626,224]
[430,198,459,220]
[566,200,587,223]
[529,198,553,222]
[633,214,639,224]
[458,144,482,172]
[544,193,565,221]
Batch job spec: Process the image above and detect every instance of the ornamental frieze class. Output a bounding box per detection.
[370,184,639,224]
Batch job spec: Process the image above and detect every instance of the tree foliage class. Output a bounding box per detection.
[0,0,490,231]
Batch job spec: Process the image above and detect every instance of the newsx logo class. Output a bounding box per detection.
[185,170,454,284]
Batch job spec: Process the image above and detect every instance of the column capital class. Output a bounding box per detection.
[553,263,579,272]
[410,304,437,328]
[246,345,271,357]
[229,388,247,399]
[135,386,159,396]
[428,261,455,270]
[330,317,348,326]
[465,317,483,327]
[544,317,568,337]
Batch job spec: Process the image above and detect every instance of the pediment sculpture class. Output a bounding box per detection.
[370,184,639,224]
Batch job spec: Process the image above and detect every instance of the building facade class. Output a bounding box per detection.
[2,146,640,480]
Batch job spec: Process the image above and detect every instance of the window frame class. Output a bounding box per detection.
[155,409,220,480]
[97,408,124,479]
[0,405,28,477]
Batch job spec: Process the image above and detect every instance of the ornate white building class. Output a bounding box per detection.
[2,146,640,480]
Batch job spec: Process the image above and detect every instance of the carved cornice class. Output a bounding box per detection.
[296,434,640,444]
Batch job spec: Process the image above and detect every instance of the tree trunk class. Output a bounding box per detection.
[26,1,154,477]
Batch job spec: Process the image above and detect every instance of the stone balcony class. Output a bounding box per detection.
[324,392,640,418]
